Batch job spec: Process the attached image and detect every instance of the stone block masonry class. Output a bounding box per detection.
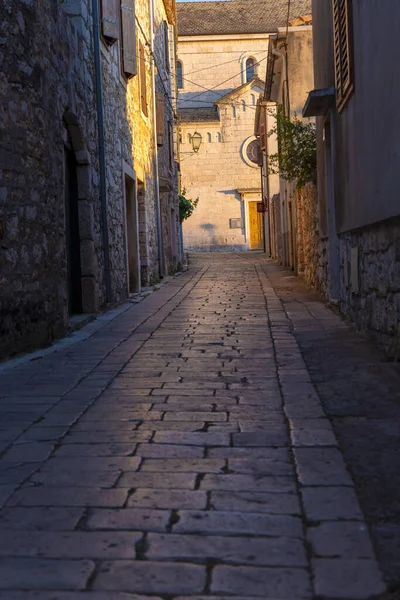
[0,0,101,358]
[295,184,400,359]
[295,183,329,298]
[0,0,178,359]
[339,216,400,359]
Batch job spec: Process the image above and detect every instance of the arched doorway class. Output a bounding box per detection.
[62,110,97,315]
[64,139,82,314]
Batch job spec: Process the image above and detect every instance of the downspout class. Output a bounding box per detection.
[272,45,290,266]
[92,0,112,303]
[260,163,267,254]
[149,0,164,279]
[263,105,272,257]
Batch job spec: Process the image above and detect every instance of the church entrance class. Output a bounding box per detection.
[248,201,264,249]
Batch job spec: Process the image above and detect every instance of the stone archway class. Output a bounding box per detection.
[63,110,98,314]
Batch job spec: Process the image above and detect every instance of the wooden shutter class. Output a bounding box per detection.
[121,0,137,77]
[163,21,170,72]
[101,0,119,41]
[139,41,148,115]
[168,121,174,169]
[333,0,353,111]
[156,93,165,146]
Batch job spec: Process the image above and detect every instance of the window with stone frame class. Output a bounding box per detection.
[245,57,255,82]
[139,40,148,116]
[333,0,354,111]
[177,60,183,89]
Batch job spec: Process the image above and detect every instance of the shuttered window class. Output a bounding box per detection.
[163,21,170,72]
[121,0,137,78]
[168,121,174,170]
[156,93,165,145]
[176,61,183,89]
[139,41,148,116]
[101,0,119,41]
[333,0,354,111]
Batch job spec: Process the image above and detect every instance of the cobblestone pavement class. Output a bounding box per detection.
[0,253,392,599]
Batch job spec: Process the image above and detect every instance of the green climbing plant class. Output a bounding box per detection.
[268,105,317,189]
[179,188,199,223]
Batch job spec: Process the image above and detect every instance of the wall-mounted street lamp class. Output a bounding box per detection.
[191,131,202,153]
[180,131,203,156]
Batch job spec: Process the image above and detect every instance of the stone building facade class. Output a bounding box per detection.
[303,0,400,358]
[256,21,313,270]
[0,0,101,358]
[153,0,181,275]
[0,0,180,360]
[176,0,311,252]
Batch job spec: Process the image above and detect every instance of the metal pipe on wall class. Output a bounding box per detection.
[91,0,112,303]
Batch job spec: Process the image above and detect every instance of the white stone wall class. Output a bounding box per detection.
[178,34,269,251]
[178,35,269,109]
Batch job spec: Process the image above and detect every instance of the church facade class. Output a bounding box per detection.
[177,0,311,251]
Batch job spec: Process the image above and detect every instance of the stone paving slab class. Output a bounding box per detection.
[0,253,388,598]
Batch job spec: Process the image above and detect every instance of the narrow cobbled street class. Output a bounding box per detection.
[1,253,398,599]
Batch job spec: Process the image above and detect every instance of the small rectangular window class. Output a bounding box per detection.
[156,93,165,145]
[163,21,170,72]
[168,121,174,169]
[333,0,354,111]
[177,61,183,89]
[139,41,148,116]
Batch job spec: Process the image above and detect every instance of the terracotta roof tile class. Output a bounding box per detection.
[179,107,220,122]
[177,0,312,36]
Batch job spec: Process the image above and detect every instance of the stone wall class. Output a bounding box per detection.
[177,35,269,109]
[339,218,400,359]
[178,33,268,251]
[154,4,180,275]
[127,0,160,286]
[270,193,282,260]
[295,183,328,297]
[180,81,265,251]
[100,42,133,303]
[0,0,101,358]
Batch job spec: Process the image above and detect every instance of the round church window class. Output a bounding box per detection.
[242,136,260,168]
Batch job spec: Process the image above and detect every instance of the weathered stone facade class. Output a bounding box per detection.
[179,77,266,252]
[338,219,400,359]
[0,0,102,358]
[154,0,181,275]
[127,0,160,286]
[306,0,400,359]
[177,3,273,252]
[295,184,328,298]
[100,41,134,303]
[0,0,180,359]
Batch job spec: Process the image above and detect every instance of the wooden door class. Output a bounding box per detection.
[248,201,263,249]
[125,175,140,293]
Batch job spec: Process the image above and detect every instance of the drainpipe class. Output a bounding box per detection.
[149,0,164,279]
[272,44,290,266]
[92,0,112,303]
[263,105,272,257]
